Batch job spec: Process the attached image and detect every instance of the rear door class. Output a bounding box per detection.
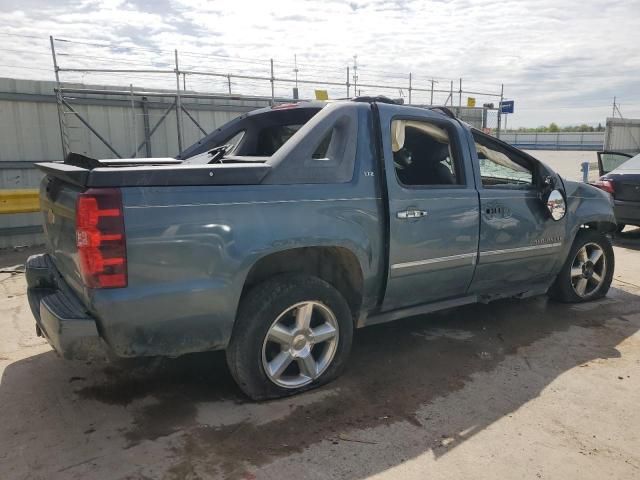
[377,104,479,311]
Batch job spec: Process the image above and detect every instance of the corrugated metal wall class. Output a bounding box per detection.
[500,132,605,150]
[604,117,640,154]
[0,77,271,248]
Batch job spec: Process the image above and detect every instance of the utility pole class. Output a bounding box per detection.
[612,97,616,118]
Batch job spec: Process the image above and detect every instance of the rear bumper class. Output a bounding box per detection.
[614,199,640,226]
[26,254,105,360]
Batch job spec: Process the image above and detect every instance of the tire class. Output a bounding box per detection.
[548,229,614,303]
[226,274,354,400]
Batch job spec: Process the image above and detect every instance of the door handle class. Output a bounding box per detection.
[397,209,428,219]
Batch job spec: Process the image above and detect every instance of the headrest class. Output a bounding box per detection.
[391,120,405,152]
[391,119,449,153]
[431,142,450,162]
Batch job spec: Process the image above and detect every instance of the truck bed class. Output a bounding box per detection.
[36,160,271,188]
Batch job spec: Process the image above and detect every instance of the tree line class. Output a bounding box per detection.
[510,122,605,133]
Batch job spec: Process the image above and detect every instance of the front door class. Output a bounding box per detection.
[378,106,480,311]
[468,130,566,294]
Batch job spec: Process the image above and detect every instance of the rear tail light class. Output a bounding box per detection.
[76,188,127,288]
[594,178,615,195]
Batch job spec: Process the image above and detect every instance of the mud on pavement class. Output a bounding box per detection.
[1,239,640,479]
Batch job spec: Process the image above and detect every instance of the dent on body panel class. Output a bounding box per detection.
[235,198,379,280]
[481,194,553,248]
[91,279,235,356]
[124,203,236,285]
[564,180,616,236]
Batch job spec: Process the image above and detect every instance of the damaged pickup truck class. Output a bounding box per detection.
[27,98,617,399]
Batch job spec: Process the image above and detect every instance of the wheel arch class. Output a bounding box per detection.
[582,220,617,234]
[241,246,365,321]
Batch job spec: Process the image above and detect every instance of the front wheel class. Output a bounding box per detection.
[548,229,614,303]
[226,274,353,400]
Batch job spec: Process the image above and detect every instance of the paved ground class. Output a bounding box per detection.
[1,230,640,480]
[524,150,599,182]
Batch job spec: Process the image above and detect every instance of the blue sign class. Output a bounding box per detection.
[500,100,514,114]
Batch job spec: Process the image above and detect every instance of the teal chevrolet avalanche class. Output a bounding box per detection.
[27,98,616,399]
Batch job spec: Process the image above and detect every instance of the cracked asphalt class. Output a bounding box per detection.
[1,230,640,479]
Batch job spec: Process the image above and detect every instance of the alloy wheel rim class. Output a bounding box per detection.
[261,301,339,389]
[570,242,606,298]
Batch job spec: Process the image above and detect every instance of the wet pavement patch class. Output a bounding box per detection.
[69,288,640,477]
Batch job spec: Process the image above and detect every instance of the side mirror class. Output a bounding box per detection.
[545,189,566,221]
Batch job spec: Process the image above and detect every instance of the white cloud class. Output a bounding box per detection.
[1,0,639,126]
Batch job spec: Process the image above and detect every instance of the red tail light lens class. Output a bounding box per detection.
[76,188,127,288]
[594,178,615,194]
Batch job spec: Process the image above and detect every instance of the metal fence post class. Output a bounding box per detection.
[346,66,350,97]
[408,73,412,105]
[50,36,70,159]
[174,49,184,152]
[458,78,462,112]
[496,83,504,139]
[141,96,152,157]
[270,59,275,105]
[227,75,232,95]
[129,84,137,158]
[430,79,435,105]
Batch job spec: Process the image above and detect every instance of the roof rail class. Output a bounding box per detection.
[428,106,457,119]
[351,95,404,105]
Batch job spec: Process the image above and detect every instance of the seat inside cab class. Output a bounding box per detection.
[391,119,458,186]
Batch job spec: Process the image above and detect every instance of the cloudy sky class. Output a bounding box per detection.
[2,0,639,127]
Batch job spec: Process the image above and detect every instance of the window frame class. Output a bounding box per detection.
[263,104,359,185]
[389,115,467,190]
[224,130,246,155]
[472,129,537,191]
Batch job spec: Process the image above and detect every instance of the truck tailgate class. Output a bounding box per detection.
[39,176,86,299]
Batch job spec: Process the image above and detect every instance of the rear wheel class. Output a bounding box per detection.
[548,229,614,303]
[226,274,353,400]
